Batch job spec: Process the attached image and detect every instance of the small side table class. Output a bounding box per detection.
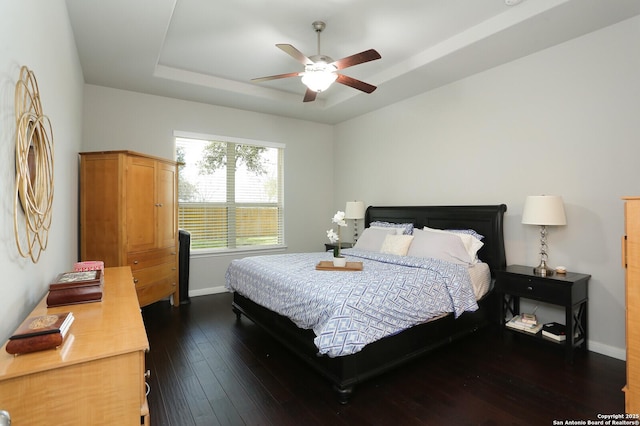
[324,242,354,252]
[495,264,590,362]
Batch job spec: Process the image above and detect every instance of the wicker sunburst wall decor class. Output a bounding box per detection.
[14,66,54,263]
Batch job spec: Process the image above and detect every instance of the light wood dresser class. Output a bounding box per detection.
[0,267,150,425]
[624,197,640,414]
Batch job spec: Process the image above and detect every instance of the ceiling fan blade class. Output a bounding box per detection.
[303,88,317,102]
[332,49,381,70]
[276,44,313,65]
[336,74,377,93]
[251,72,301,83]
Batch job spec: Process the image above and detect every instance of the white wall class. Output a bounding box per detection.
[334,15,640,360]
[81,85,334,296]
[0,1,84,342]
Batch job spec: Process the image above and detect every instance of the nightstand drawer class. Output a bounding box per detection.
[497,275,569,304]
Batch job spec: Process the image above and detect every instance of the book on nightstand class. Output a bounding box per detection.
[520,312,538,325]
[5,312,74,355]
[506,315,543,334]
[542,322,567,342]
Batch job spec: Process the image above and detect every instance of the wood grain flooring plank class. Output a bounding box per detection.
[150,344,196,426]
[142,293,625,425]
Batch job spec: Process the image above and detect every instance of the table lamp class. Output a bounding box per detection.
[345,201,365,243]
[522,195,567,276]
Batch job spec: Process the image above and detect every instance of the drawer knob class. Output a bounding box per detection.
[0,410,11,426]
[527,286,533,291]
[145,370,151,379]
[134,278,139,284]
[133,260,139,264]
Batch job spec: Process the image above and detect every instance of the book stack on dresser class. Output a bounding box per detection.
[46,270,104,307]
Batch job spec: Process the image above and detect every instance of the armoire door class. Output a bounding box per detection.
[126,156,156,252]
[156,161,177,250]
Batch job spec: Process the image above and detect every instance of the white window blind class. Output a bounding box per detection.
[175,133,284,251]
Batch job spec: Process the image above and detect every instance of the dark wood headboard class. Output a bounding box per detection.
[365,205,507,275]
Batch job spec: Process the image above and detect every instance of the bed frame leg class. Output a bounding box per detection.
[232,306,242,321]
[333,384,354,404]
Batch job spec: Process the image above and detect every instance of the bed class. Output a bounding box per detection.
[227,204,507,403]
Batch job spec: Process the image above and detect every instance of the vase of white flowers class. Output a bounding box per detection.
[327,210,348,267]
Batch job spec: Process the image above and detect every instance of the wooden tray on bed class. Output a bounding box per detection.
[315,261,363,271]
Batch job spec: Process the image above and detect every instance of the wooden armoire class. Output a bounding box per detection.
[79,151,180,307]
[623,196,640,412]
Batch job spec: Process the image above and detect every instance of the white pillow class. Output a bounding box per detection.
[423,226,483,264]
[380,234,414,256]
[408,229,473,265]
[354,227,397,252]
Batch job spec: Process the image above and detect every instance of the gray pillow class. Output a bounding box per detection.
[407,228,473,265]
[354,227,397,252]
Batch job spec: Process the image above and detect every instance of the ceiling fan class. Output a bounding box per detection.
[252,21,381,102]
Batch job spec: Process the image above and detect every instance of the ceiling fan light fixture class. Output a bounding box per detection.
[252,20,380,101]
[301,62,338,92]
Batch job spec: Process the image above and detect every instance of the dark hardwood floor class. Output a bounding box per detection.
[142,293,625,425]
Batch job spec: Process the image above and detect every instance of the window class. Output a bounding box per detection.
[175,131,284,252]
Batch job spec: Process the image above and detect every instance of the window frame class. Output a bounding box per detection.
[174,130,286,255]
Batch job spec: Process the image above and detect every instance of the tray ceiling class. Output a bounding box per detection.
[65,0,640,124]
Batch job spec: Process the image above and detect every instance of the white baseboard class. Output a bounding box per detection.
[189,286,229,297]
[588,339,625,361]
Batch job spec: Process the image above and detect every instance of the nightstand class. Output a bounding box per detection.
[495,264,590,362]
[324,242,354,252]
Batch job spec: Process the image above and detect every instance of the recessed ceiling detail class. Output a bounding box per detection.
[65,0,640,124]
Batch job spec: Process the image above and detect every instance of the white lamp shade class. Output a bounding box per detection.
[522,195,567,226]
[301,62,338,92]
[345,201,365,219]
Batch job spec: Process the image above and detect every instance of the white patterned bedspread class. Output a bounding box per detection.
[225,248,479,358]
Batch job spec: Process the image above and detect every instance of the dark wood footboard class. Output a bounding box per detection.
[233,290,497,403]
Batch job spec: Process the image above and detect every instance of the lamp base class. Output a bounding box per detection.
[533,261,555,277]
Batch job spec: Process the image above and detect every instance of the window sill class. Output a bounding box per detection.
[190,245,287,259]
